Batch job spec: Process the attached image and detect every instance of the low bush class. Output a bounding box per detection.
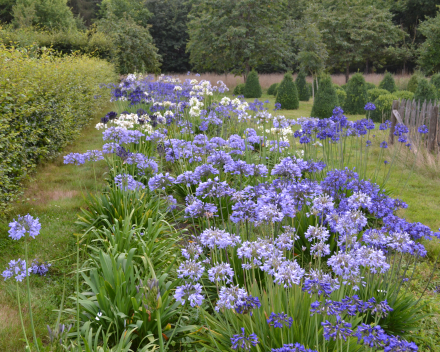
[395,90,415,100]
[370,93,398,122]
[311,75,339,118]
[0,45,117,214]
[296,71,310,101]
[267,83,279,96]
[367,88,390,102]
[344,72,367,114]
[233,83,245,95]
[365,82,376,90]
[276,72,299,110]
[414,78,437,103]
[243,70,262,98]
[379,72,397,93]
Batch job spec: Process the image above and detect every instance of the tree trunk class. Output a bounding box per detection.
[345,63,350,83]
[244,63,250,83]
[311,73,315,100]
[365,59,369,74]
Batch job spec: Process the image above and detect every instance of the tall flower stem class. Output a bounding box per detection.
[24,239,39,352]
[157,309,164,352]
[16,280,31,349]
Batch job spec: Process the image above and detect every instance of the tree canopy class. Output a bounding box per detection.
[186,0,292,80]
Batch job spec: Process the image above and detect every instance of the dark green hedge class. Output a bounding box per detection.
[0,45,117,214]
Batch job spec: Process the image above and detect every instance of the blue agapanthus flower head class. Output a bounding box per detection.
[418,125,428,134]
[364,102,376,111]
[9,214,41,240]
[2,258,30,281]
[230,327,259,351]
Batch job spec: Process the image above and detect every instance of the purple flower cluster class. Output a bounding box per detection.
[9,214,41,240]
[230,328,259,351]
[114,174,145,191]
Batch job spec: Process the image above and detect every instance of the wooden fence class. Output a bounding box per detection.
[388,99,439,153]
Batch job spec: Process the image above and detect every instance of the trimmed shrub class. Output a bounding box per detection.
[276,72,299,110]
[407,74,420,93]
[267,83,279,96]
[334,85,347,108]
[379,72,397,93]
[414,78,437,103]
[365,82,376,90]
[369,93,398,122]
[341,84,347,91]
[243,70,262,98]
[0,44,117,214]
[394,90,414,100]
[311,75,339,118]
[344,73,367,114]
[296,71,310,101]
[367,88,390,103]
[233,83,245,95]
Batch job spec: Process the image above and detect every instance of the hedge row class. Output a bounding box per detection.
[0,45,117,214]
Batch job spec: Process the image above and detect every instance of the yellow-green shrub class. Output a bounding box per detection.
[0,45,117,214]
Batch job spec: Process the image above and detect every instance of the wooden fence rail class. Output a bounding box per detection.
[388,99,439,153]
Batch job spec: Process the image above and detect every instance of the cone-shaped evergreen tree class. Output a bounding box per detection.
[379,72,397,93]
[344,73,367,114]
[407,74,420,93]
[311,75,339,118]
[414,78,437,103]
[243,70,262,98]
[276,72,299,110]
[296,71,310,101]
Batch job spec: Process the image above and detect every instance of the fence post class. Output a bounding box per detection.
[389,100,399,145]
[428,106,438,152]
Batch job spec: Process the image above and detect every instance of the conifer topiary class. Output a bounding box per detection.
[243,70,262,98]
[311,75,339,119]
[267,83,279,96]
[367,88,390,103]
[344,73,367,114]
[276,72,299,110]
[378,72,397,93]
[394,90,414,100]
[407,74,420,93]
[365,82,376,90]
[296,71,310,101]
[414,78,437,103]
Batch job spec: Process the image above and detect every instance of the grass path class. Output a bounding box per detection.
[1,94,440,350]
[0,112,109,351]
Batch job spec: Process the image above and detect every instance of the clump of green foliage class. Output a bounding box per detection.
[233,83,245,95]
[370,93,398,122]
[344,73,367,114]
[276,72,299,110]
[0,44,117,214]
[334,85,347,107]
[430,73,440,97]
[367,88,390,103]
[379,72,397,92]
[243,70,262,98]
[296,71,310,101]
[414,78,437,103]
[311,75,338,118]
[267,83,279,96]
[394,90,414,100]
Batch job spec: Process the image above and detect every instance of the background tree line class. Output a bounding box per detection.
[0,0,440,78]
